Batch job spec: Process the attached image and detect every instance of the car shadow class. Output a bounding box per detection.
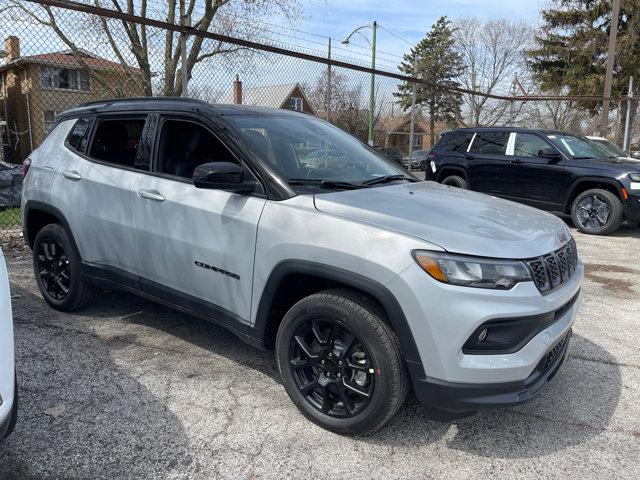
[558,215,640,238]
[0,285,195,480]
[22,287,621,461]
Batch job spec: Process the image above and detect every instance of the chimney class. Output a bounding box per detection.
[4,36,20,61]
[233,74,242,104]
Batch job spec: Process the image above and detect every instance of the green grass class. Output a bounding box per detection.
[0,208,20,229]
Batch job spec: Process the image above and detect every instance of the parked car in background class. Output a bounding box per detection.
[0,247,17,440]
[402,149,429,171]
[427,127,640,235]
[22,99,583,435]
[374,147,403,167]
[586,136,633,160]
[0,162,23,208]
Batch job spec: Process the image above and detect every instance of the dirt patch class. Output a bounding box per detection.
[584,264,638,275]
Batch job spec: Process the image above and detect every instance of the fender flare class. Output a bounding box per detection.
[254,260,423,367]
[563,176,626,211]
[436,165,467,183]
[22,200,79,253]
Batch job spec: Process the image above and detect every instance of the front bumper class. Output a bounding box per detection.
[386,253,583,410]
[408,330,571,412]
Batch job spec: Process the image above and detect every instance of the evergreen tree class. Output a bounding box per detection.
[527,0,640,137]
[396,16,465,146]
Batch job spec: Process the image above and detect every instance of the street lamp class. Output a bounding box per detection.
[342,21,377,146]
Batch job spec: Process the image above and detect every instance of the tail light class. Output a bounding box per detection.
[22,158,31,178]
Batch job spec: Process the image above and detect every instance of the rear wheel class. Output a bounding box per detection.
[33,224,97,311]
[441,175,468,189]
[276,289,408,435]
[571,188,622,235]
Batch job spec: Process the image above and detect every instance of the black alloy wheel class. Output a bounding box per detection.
[571,188,623,235]
[289,318,375,418]
[35,237,71,301]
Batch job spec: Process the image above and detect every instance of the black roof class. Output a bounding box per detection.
[59,97,304,120]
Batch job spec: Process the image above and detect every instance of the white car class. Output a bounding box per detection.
[0,247,16,439]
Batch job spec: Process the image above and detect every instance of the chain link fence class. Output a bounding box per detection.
[0,0,637,247]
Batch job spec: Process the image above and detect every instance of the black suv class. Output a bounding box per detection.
[426,127,640,235]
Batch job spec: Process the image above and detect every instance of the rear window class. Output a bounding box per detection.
[88,117,148,170]
[435,132,474,153]
[469,132,509,155]
[66,117,91,153]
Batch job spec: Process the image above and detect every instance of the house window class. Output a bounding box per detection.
[412,133,423,147]
[289,97,303,111]
[43,109,59,134]
[41,67,90,91]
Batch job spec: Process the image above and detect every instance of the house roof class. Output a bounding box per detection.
[0,49,139,73]
[219,82,315,114]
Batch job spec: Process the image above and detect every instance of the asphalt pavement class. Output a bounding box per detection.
[0,221,638,479]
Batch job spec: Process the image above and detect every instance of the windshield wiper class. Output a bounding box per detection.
[287,178,366,190]
[361,174,412,186]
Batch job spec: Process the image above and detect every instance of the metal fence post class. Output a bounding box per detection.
[326,37,332,122]
[623,76,633,152]
[408,56,417,165]
[179,0,190,97]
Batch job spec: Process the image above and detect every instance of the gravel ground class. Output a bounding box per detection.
[0,220,639,479]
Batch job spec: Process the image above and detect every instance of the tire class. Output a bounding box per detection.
[276,289,408,435]
[571,188,623,235]
[32,223,97,311]
[1,376,17,439]
[441,175,468,189]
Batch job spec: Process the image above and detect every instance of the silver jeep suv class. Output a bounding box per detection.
[21,98,583,434]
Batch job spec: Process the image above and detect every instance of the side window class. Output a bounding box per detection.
[436,132,474,153]
[66,117,91,153]
[88,117,148,170]
[513,133,552,157]
[469,132,510,155]
[156,119,238,179]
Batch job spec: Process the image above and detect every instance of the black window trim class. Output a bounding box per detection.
[64,115,95,156]
[149,113,268,196]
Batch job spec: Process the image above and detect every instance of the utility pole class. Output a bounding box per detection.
[408,54,417,166]
[179,0,190,97]
[326,38,332,122]
[600,0,621,136]
[368,21,377,146]
[508,76,517,126]
[623,76,633,152]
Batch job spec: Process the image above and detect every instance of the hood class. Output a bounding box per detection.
[314,182,572,259]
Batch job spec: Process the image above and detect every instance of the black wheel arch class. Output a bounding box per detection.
[23,200,79,253]
[436,165,468,183]
[254,260,423,369]
[564,177,626,214]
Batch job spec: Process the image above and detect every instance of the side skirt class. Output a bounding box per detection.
[81,262,265,350]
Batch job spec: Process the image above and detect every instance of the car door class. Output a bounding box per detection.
[131,115,267,323]
[505,132,567,209]
[465,131,511,195]
[53,114,151,284]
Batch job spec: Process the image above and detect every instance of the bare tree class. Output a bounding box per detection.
[7,0,301,97]
[454,17,533,127]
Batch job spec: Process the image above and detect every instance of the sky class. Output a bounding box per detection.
[271,0,544,68]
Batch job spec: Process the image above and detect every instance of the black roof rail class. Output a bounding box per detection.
[78,96,208,107]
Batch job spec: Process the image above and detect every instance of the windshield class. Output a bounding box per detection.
[225,113,411,191]
[546,133,610,159]
[590,138,627,157]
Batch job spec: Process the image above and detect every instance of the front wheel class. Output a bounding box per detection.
[441,175,468,189]
[571,189,622,235]
[276,289,408,435]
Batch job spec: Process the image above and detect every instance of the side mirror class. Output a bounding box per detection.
[193,162,256,193]
[538,147,562,160]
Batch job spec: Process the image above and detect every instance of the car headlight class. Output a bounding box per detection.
[412,251,532,290]
[629,173,640,181]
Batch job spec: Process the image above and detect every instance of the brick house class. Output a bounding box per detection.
[0,36,144,162]
[220,75,316,115]
[377,115,448,153]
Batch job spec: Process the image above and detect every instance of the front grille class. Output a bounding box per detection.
[526,239,578,294]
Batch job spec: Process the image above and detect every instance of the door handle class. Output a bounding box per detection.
[509,159,524,165]
[137,189,165,202]
[62,170,82,181]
